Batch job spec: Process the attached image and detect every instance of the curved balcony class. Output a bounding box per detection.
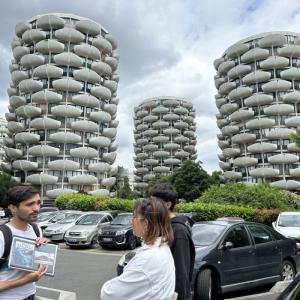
[214,57,224,70]
[152,106,169,114]
[231,133,256,144]
[5,148,23,159]
[92,37,112,53]
[271,180,300,190]
[136,138,148,145]
[281,68,300,81]
[3,137,14,147]
[230,109,254,121]
[282,91,300,104]
[285,116,300,128]
[105,34,118,50]
[18,79,43,93]
[32,90,62,104]
[260,56,289,69]
[89,189,110,196]
[75,19,101,36]
[26,174,58,185]
[46,188,78,199]
[287,143,300,152]
[71,94,99,108]
[153,166,170,173]
[233,157,258,167]
[55,27,85,43]
[52,78,83,93]
[54,52,83,68]
[218,60,235,75]
[28,145,59,157]
[222,148,240,158]
[103,128,117,138]
[15,105,42,118]
[103,80,118,93]
[91,61,112,76]
[289,168,300,177]
[143,144,159,151]
[266,128,295,140]
[51,105,81,117]
[152,121,169,128]
[174,151,189,158]
[174,135,189,143]
[104,57,118,70]
[20,54,44,68]
[258,33,286,48]
[88,162,110,173]
[226,42,249,59]
[215,98,227,108]
[227,64,251,79]
[70,147,98,159]
[223,171,242,180]
[141,100,157,109]
[143,174,156,181]
[221,125,239,136]
[136,167,149,174]
[89,136,111,148]
[218,140,229,149]
[218,82,236,95]
[228,86,252,101]
[15,132,40,144]
[7,87,17,97]
[219,103,239,115]
[143,129,158,136]
[164,142,180,150]
[48,159,80,171]
[5,113,16,122]
[163,113,180,121]
[74,44,100,60]
[11,70,28,85]
[90,111,111,123]
[136,152,148,160]
[153,150,169,158]
[277,45,300,58]
[246,118,275,129]
[36,14,65,30]
[163,128,180,135]
[22,28,46,44]
[164,158,181,165]
[69,174,97,185]
[249,168,279,178]
[269,153,299,164]
[136,110,148,118]
[35,39,64,54]
[174,107,189,115]
[143,115,158,122]
[33,64,63,79]
[9,96,26,108]
[247,142,277,153]
[242,70,271,85]
[245,94,273,107]
[219,161,231,171]
[102,152,117,163]
[262,79,291,93]
[264,103,294,116]
[7,121,24,133]
[241,48,269,63]
[163,99,179,107]
[71,120,98,133]
[136,124,148,132]
[12,160,38,171]
[91,86,112,100]
[30,117,61,130]
[101,177,116,187]
[13,45,30,61]
[214,77,225,89]
[144,159,159,166]
[49,132,81,143]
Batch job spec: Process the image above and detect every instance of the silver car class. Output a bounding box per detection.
[43,212,84,241]
[65,212,113,248]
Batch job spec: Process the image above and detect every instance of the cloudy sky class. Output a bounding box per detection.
[1,0,300,174]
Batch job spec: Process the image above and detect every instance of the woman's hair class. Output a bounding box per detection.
[133,197,173,245]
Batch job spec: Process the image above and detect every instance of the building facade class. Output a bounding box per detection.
[214,31,300,190]
[133,97,197,194]
[0,117,8,164]
[3,13,119,200]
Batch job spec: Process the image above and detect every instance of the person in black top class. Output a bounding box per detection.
[150,183,195,300]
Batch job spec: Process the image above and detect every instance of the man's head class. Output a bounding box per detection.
[149,183,178,211]
[8,186,41,223]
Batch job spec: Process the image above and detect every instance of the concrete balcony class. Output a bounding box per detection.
[223,148,240,158]
[70,147,98,159]
[28,145,59,157]
[249,168,279,178]
[69,174,97,185]
[26,173,58,185]
[241,48,269,63]
[88,162,110,173]
[55,27,85,43]
[74,44,100,60]
[54,52,83,68]
[36,14,65,30]
[48,159,80,171]
[32,90,62,104]
[247,142,277,153]
[49,132,81,143]
[35,39,64,54]
[51,105,82,117]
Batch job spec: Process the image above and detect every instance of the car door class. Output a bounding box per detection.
[246,224,281,280]
[220,224,258,286]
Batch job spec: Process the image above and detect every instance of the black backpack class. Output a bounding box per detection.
[0,223,40,268]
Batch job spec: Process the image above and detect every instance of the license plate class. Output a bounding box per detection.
[68,239,78,243]
[103,237,112,242]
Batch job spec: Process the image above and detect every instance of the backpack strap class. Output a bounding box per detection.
[0,224,13,268]
[31,223,40,238]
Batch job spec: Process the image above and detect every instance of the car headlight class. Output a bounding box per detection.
[116,229,127,235]
[54,229,63,234]
[82,231,90,237]
[98,228,103,235]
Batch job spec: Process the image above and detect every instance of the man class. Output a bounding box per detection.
[150,183,195,300]
[0,186,48,300]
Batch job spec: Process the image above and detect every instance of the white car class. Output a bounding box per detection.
[272,212,300,250]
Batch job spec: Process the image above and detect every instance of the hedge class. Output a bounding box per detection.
[55,193,281,225]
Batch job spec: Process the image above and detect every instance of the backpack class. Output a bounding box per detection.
[0,223,40,268]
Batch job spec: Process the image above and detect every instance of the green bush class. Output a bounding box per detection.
[198,183,298,210]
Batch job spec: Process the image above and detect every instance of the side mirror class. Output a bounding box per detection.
[220,241,234,250]
[272,222,276,229]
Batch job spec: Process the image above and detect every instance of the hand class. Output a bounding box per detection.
[23,264,48,283]
[35,237,49,246]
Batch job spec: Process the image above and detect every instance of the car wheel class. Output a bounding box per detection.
[128,234,137,250]
[281,260,295,281]
[195,268,219,300]
[90,235,98,248]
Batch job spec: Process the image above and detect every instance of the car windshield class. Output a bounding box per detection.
[76,214,104,225]
[278,215,300,227]
[57,214,82,224]
[110,214,132,225]
[37,212,58,222]
[192,224,227,246]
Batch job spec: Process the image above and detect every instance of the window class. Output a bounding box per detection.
[223,225,250,248]
[247,225,273,244]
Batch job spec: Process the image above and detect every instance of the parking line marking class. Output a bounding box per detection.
[37,286,76,300]
[58,248,125,257]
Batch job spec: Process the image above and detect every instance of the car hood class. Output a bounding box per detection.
[68,225,97,232]
[45,223,75,231]
[101,224,132,232]
[275,226,300,238]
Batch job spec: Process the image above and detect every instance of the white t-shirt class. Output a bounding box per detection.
[0,224,41,300]
[101,237,175,300]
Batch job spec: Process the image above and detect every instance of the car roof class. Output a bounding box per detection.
[116,212,133,216]
[278,212,300,216]
[194,220,267,228]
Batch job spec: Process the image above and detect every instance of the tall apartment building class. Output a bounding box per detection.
[215,31,300,190]
[3,13,119,200]
[133,97,197,194]
[0,117,8,164]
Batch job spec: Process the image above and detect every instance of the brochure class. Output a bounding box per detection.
[8,236,58,276]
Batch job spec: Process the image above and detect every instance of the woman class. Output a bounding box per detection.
[100,197,175,300]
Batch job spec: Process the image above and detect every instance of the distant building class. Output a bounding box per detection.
[133,97,197,194]
[215,31,300,190]
[0,117,8,164]
[4,13,119,202]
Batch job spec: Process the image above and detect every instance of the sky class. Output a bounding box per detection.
[1,0,300,174]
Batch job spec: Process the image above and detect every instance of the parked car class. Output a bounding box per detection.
[117,220,300,300]
[42,212,84,241]
[272,212,300,251]
[39,206,59,213]
[277,271,300,300]
[98,212,140,250]
[65,212,113,248]
[0,207,5,218]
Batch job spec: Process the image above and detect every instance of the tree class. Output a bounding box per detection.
[0,173,17,207]
[117,176,132,199]
[146,174,171,196]
[290,128,300,148]
[209,170,222,186]
[169,160,211,201]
